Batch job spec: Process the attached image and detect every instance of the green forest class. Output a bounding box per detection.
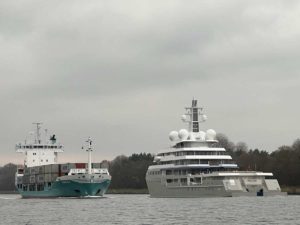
[1,134,300,193]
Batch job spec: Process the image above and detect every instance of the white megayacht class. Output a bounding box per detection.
[146,100,286,197]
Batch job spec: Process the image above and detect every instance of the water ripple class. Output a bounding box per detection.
[0,194,299,225]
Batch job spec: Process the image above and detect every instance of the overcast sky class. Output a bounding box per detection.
[1,0,300,165]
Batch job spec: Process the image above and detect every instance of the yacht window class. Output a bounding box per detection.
[180,178,187,183]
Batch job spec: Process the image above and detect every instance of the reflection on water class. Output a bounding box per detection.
[0,194,299,225]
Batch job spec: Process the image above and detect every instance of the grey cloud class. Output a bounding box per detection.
[1,1,300,165]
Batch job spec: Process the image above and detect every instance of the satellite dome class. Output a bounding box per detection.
[178,129,189,140]
[169,131,179,141]
[199,131,206,141]
[201,114,208,121]
[189,132,196,141]
[194,132,201,140]
[206,129,216,140]
[181,114,187,122]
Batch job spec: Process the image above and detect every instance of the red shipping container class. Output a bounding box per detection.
[75,163,85,169]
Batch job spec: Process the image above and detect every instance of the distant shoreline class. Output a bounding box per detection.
[281,186,300,195]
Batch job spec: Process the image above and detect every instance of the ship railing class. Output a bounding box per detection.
[68,168,109,175]
[15,143,64,150]
[166,182,202,187]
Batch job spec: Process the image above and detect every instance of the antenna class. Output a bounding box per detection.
[183,100,206,132]
[32,122,43,144]
[86,137,93,152]
[84,137,93,175]
[45,129,48,143]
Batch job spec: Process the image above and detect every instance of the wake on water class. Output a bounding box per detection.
[0,196,19,200]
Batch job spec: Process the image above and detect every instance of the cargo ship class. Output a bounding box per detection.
[15,123,111,198]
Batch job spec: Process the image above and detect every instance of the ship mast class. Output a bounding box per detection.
[33,122,42,144]
[85,137,93,175]
[183,99,206,132]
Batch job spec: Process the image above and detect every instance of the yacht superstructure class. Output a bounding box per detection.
[15,123,111,198]
[146,100,286,197]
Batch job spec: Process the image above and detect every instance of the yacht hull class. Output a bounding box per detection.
[146,174,287,198]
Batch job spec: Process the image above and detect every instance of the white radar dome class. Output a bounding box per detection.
[178,129,189,140]
[169,131,179,141]
[194,132,201,140]
[206,129,216,140]
[189,132,196,141]
[181,114,187,122]
[199,131,206,141]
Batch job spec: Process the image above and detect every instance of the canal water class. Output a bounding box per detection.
[0,194,299,224]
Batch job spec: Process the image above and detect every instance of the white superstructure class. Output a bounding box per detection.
[16,123,63,167]
[146,100,286,197]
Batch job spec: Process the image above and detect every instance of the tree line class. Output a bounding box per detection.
[0,135,299,191]
[0,163,17,191]
[216,134,300,187]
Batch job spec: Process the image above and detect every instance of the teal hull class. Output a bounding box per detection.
[18,179,111,198]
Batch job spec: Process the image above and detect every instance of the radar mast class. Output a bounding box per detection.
[183,99,207,132]
[33,122,43,144]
